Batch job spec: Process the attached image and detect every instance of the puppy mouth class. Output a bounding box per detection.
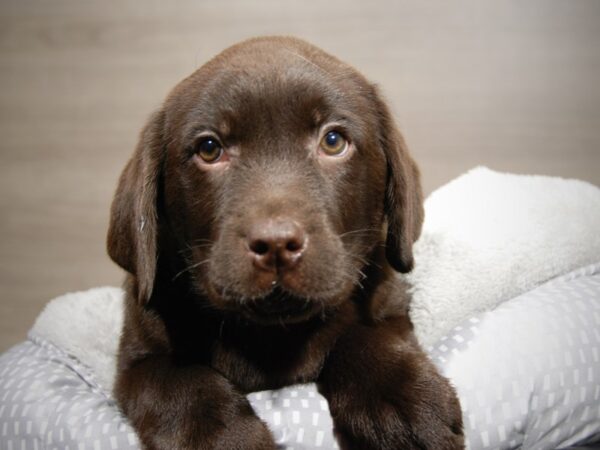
[241,286,322,324]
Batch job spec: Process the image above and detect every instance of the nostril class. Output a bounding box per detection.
[249,239,270,255]
[285,238,303,253]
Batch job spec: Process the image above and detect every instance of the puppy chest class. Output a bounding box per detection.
[209,332,326,392]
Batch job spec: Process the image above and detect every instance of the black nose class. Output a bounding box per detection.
[247,219,307,272]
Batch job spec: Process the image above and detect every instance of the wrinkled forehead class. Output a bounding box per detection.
[165,44,376,146]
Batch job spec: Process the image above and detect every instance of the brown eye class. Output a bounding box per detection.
[195,137,223,163]
[319,130,348,156]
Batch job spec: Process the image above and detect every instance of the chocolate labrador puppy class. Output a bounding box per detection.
[107,36,463,449]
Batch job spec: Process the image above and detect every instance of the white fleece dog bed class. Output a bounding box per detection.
[1,167,600,449]
[408,166,600,347]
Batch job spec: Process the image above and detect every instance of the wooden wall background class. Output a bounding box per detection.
[1,0,599,351]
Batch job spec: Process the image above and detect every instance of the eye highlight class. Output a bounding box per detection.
[194,136,224,163]
[319,130,348,156]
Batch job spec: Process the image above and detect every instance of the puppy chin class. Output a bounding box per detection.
[206,280,324,325]
[242,287,325,325]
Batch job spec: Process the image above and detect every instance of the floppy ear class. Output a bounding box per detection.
[374,92,424,273]
[107,109,165,303]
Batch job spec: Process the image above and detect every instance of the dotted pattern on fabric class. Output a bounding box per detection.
[248,385,337,449]
[1,263,599,449]
[0,339,140,450]
[429,263,600,449]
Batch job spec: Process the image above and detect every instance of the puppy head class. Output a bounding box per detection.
[107,37,423,323]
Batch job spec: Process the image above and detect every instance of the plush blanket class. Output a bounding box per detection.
[408,166,600,346]
[15,167,600,450]
[10,264,599,450]
[30,167,600,390]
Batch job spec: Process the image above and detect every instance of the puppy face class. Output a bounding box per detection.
[108,37,423,324]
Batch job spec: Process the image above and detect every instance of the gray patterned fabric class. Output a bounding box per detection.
[0,339,140,450]
[429,263,600,449]
[248,385,337,449]
[1,263,600,449]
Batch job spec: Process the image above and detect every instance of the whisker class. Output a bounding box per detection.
[188,238,215,245]
[339,228,380,239]
[345,249,375,269]
[172,259,211,281]
[179,243,213,254]
[178,238,215,258]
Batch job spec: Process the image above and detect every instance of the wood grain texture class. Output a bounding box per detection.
[1,0,599,351]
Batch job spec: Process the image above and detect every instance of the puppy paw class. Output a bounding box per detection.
[329,386,464,450]
[319,329,464,450]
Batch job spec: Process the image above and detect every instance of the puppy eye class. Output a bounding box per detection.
[195,137,224,163]
[319,130,348,156]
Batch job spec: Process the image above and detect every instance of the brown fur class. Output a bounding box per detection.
[107,36,464,449]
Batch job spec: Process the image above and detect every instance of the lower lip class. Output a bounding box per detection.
[245,299,318,324]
